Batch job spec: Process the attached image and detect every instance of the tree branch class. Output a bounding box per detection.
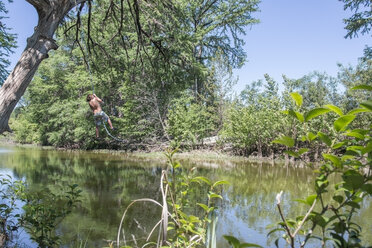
[26,0,50,12]
[292,199,317,237]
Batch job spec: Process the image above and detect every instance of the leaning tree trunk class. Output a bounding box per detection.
[0,0,85,133]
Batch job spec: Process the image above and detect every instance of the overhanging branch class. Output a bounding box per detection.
[26,0,50,13]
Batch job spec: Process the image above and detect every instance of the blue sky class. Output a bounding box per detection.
[3,0,371,93]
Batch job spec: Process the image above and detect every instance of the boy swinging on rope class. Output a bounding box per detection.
[86,94,115,138]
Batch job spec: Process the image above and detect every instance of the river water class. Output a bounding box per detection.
[0,145,371,247]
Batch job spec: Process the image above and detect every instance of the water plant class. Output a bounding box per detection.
[0,176,81,247]
[20,184,82,247]
[0,175,25,247]
[116,148,228,247]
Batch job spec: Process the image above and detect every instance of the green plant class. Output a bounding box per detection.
[0,175,25,247]
[117,148,228,247]
[20,184,82,247]
[270,88,372,247]
[167,94,218,146]
[1,176,81,248]
[221,76,286,157]
[223,235,263,248]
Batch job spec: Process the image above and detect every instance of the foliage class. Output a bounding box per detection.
[10,45,98,148]
[164,149,228,247]
[0,175,81,247]
[167,93,217,146]
[269,89,372,247]
[0,175,25,247]
[20,184,82,247]
[0,0,17,84]
[9,0,260,149]
[223,235,263,248]
[221,75,286,156]
[338,57,372,114]
[339,0,372,38]
[117,149,228,247]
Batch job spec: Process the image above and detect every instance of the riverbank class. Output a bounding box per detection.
[0,133,287,167]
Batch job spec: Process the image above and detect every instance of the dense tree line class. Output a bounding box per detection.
[10,47,371,158]
[5,0,372,159]
[8,0,260,149]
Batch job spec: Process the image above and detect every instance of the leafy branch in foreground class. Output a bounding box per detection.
[270,87,372,247]
[20,184,82,247]
[0,176,82,248]
[116,148,228,247]
[0,176,25,247]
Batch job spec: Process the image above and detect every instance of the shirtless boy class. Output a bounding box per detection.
[86,94,114,137]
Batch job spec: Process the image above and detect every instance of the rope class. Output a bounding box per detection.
[80,29,95,94]
[102,121,128,143]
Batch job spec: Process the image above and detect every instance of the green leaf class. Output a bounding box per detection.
[312,214,328,228]
[333,195,344,204]
[294,199,308,205]
[361,184,372,195]
[325,163,334,171]
[306,194,317,206]
[324,104,343,116]
[341,155,356,161]
[362,141,372,155]
[351,84,372,91]
[288,109,304,122]
[343,170,364,191]
[307,132,317,141]
[334,115,355,132]
[197,203,209,212]
[212,180,229,188]
[332,142,345,149]
[347,145,364,156]
[316,179,329,190]
[290,92,303,107]
[240,243,263,248]
[193,176,211,185]
[360,101,372,111]
[347,108,371,115]
[322,154,341,168]
[223,235,240,247]
[345,131,365,140]
[317,132,332,147]
[346,201,360,209]
[173,162,181,169]
[304,108,330,122]
[285,219,296,228]
[284,150,299,158]
[272,136,295,147]
[209,193,223,199]
[298,148,309,156]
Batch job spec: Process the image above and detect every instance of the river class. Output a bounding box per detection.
[0,145,371,247]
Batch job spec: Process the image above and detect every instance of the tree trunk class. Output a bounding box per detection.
[0,0,85,133]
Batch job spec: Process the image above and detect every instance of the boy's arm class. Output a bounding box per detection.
[93,94,103,103]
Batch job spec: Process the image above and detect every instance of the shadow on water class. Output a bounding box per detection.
[0,146,371,247]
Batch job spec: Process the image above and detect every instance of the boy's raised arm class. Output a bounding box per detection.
[93,94,103,103]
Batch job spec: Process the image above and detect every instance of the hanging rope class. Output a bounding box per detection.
[79,29,95,94]
[102,122,128,143]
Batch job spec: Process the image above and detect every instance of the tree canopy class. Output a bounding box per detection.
[0,0,17,84]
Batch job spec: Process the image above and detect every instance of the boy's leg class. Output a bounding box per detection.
[95,126,100,138]
[107,118,114,129]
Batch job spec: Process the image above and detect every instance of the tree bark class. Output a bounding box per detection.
[0,0,86,133]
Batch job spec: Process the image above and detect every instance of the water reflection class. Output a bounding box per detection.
[0,146,371,247]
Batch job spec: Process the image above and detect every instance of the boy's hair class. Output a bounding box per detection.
[86,94,94,102]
